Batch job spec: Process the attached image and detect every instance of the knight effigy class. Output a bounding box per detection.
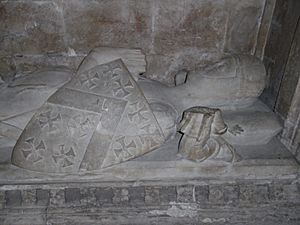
[0,47,282,174]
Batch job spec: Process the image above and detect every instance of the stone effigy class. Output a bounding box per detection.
[0,47,283,173]
[79,49,282,146]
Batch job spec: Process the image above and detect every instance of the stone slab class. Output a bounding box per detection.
[0,157,298,186]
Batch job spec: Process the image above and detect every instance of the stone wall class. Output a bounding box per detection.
[261,0,300,115]
[260,0,300,161]
[0,0,275,83]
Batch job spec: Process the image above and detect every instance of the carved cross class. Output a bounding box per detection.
[113,136,136,159]
[79,71,100,89]
[128,104,148,123]
[52,144,76,168]
[112,78,133,98]
[22,137,46,163]
[38,111,61,131]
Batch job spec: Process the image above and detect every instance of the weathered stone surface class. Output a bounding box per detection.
[128,186,145,204]
[239,184,270,204]
[159,186,176,203]
[2,181,299,224]
[49,189,65,207]
[275,19,300,118]
[145,186,160,205]
[65,188,81,205]
[282,183,300,202]
[0,0,66,56]
[5,190,22,207]
[153,0,227,55]
[63,0,152,53]
[0,54,83,80]
[269,184,284,201]
[254,184,270,203]
[13,54,84,74]
[281,77,300,161]
[209,185,224,204]
[261,0,300,109]
[21,189,36,206]
[263,1,300,160]
[223,184,239,204]
[95,187,113,205]
[80,187,96,206]
[0,191,5,209]
[195,185,209,204]
[239,185,256,204]
[36,189,49,206]
[225,0,263,53]
[113,188,129,205]
[0,0,273,84]
[254,0,276,59]
[176,185,194,203]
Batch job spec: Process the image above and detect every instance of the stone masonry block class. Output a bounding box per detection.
[5,190,22,207]
[282,183,300,203]
[195,185,209,204]
[0,191,5,209]
[95,187,113,205]
[113,188,129,205]
[254,184,269,203]
[65,188,81,205]
[145,186,160,205]
[50,189,65,207]
[209,185,224,204]
[239,185,255,204]
[80,187,97,206]
[223,185,239,204]
[176,185,194,203]
[159,186,177,203]
[36,189,49,206]
[129,186,145,204]
[22,189,36,206]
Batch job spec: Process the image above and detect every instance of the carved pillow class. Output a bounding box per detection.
[11,59,165,173]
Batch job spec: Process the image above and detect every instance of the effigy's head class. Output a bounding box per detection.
[201,55,237,79]
[200,54,266,98]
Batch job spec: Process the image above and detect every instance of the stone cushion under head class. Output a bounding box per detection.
[11,59,165,174]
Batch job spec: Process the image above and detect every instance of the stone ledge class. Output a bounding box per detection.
[0,181,299,210]
[0,157,299,186]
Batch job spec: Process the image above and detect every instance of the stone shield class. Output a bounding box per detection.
[11,59,165,173]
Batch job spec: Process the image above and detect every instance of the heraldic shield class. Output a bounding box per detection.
[11,59,165,173]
